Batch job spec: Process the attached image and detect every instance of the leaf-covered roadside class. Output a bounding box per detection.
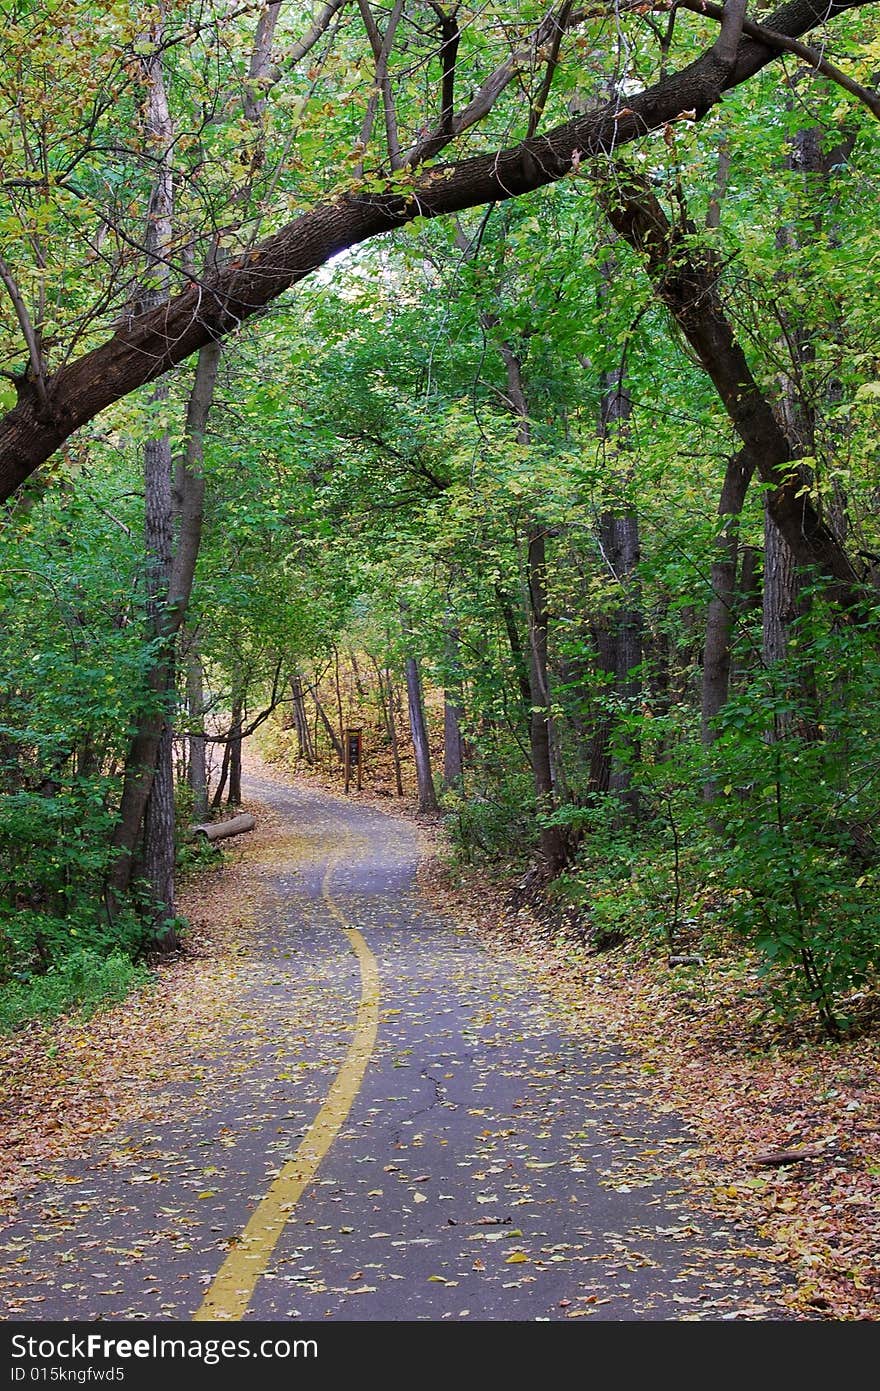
[417,848,879,1321]
[0,814,271,1219]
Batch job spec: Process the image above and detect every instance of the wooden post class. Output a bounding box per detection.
[344,726,363,793]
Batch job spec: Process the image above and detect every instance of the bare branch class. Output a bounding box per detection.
[711,0,749,71]
[356,0,406,170]
[407,3,588,166]
[0,254,51,415]
[527,1,574,138]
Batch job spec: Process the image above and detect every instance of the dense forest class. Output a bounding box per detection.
[1,0,878,1049]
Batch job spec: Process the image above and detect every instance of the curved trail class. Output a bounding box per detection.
[0,768,796,1321]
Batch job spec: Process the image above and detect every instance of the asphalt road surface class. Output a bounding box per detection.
[0,770,797,1322]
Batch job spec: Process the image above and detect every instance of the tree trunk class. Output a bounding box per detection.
[701,448,756,747]
[371,658,405,796]
[763,501,798,670]
[405,653,439,813]
[497,339,569,874]
[291,673,315,762]
[311,687,345,761]
[185,635,208,820]
[108,340,221,903]
[443,695,465,790]
[442,623,465,791]
[385,671,405,798]
[524,524,568,870]
[211,739,231,811]
[401,605,438,813]
[606,510,642,814]
[597,166,866,609]
[592,271,643,819]
[113,26,177,930]
[332,643,345,750]
[227,699,243,806]
[142,723,177,940]
[496,585,533,723]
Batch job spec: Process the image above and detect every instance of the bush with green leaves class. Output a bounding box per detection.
[0,949,151,1034]
[0,780,153,978]
[707,605,880,1034]
[442,768,538,865]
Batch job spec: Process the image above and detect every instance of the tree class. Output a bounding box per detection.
[2,0,876,506]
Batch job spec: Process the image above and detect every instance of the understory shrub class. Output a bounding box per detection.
[0,949,151,1033]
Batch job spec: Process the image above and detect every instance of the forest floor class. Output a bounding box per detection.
[0,749,877,1321]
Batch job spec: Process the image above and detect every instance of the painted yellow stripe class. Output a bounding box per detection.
[194,846,379,1321]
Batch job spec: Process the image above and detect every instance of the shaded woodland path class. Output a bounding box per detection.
[0,766,802,1321]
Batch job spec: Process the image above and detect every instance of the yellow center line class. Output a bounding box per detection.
[193,839,380,1321]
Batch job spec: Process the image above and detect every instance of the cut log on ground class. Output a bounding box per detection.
[749,1144,828,1167]
[190,814,256,842]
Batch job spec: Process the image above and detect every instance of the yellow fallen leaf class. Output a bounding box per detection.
[506,1252,528,1264]
[197,1190,216,1199]
[412,1191,428,1203]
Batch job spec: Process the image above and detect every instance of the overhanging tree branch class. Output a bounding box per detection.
[0,0,875,501]
[677,0,880,120]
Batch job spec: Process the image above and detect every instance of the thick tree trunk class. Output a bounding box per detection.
[112,29,177,925]
[763,501,798,669]
[108,341,222,901]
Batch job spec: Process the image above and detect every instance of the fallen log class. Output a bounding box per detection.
[749,1144,828,1167]
[190,813,255,842]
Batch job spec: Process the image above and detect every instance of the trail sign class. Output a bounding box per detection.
[344,726,363,793]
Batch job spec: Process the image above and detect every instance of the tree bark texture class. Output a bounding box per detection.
[110,28,177,911]
[142,723,177,938]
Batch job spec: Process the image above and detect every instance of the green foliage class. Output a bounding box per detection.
[0,949,150,1034]
[0,781,151,974]
[442,771,537,866]
[175,835,222,877]
[706,612,880,1031]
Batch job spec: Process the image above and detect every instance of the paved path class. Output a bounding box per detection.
[0,772,797,1321]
